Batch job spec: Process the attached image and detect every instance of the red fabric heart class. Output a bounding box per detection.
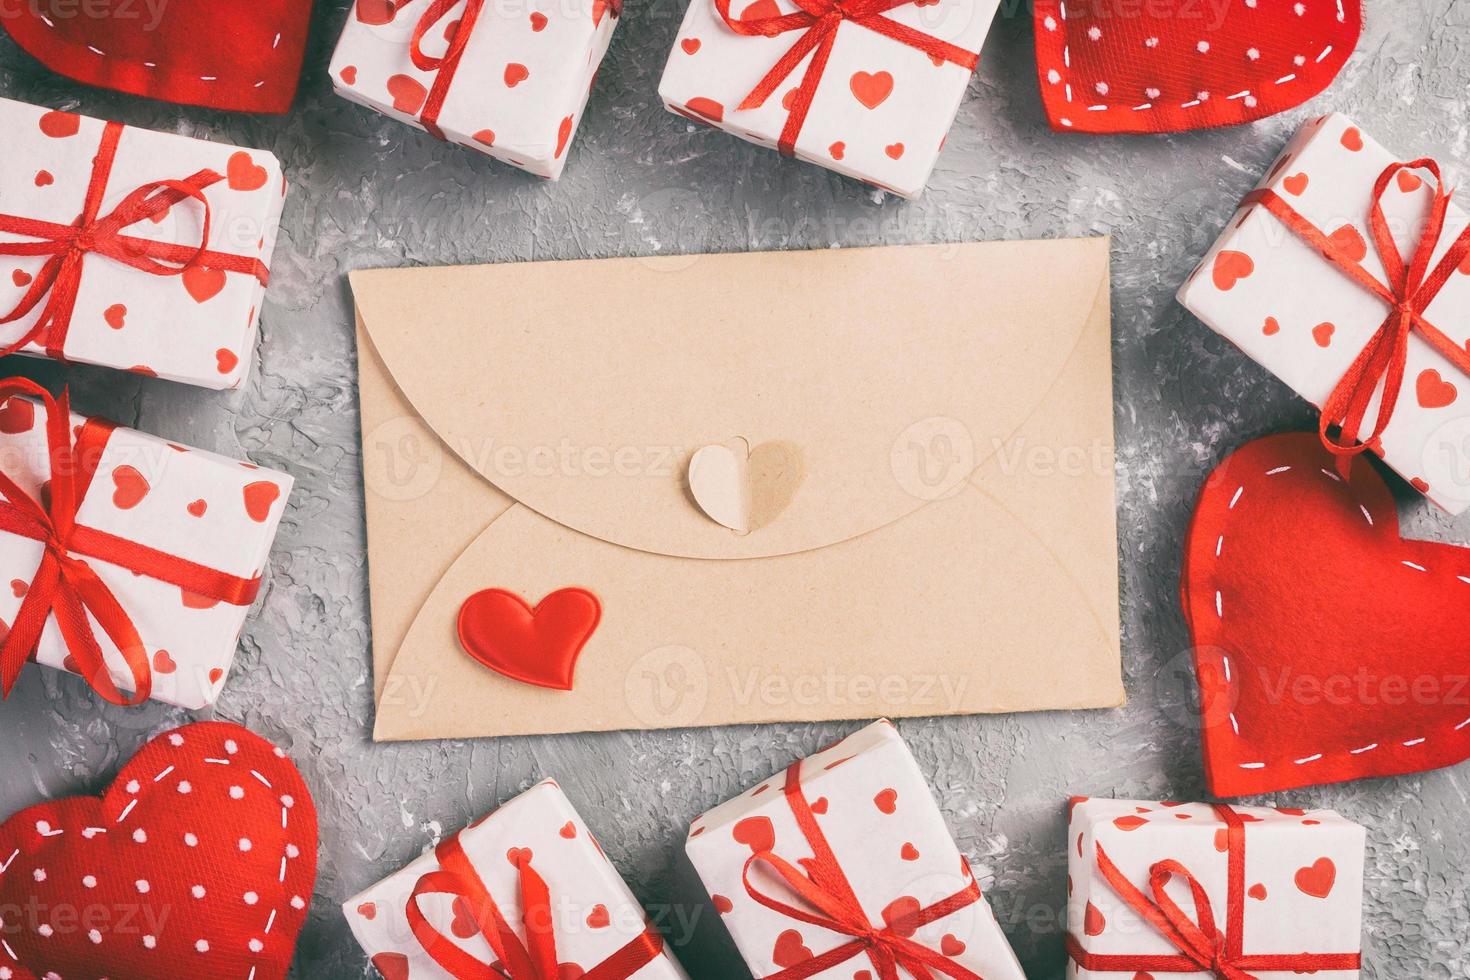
[1033,0,1361,133]
[456,588,602,690]
[1,0,312,114]
[0,721,317,980]
[1183,433,1470,797]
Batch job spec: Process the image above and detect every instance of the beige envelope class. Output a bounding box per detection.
[354,239,1124,740]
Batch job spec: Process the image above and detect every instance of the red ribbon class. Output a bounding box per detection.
[1065,804,1362,978]
[741,760,987,980]
[1242,159,1470,474]
[0,120,270,363]
[407,832,666,980]
[404,0,621,141]
[713,0,978,156]
[0,378,264,706]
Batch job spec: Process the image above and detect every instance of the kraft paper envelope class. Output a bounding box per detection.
[353,238,1123,740]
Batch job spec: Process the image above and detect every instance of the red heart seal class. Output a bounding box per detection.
[0,721,317,980]
[1033,0,1361,133]
[1183,433,1470,797]
[1,0,312,114]
[456,588,602,690]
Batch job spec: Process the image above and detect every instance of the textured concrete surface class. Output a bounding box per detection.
[2,1,1469,977]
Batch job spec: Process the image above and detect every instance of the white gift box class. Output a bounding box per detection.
[344,780,689,980]
[658,0,1001,198]
[1066,798,1365,980]
[331,0,618,179]
[685,720,1024,980]
[1178,112,1470,515]
[0,97,285,390]
[0,393,292,710]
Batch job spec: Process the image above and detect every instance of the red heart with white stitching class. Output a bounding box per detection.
[0,721,317,980]
[1,0,313,113]
[1183,433,1470,797]
[1033,0,1361,134]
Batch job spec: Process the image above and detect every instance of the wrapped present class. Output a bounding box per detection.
[657,0,1002,198]
[1066,798,1365,979]
[330,0,620,179]
[0,379,293,710]
[0,97,285,390]
[1178,112,1470,514]
[685,719,1025,980]
[343,780,688,979]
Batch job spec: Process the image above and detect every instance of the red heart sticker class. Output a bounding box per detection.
[456,588,602,690]
[1033,0,1361,133]
[2,2,312,113]
[1183,433,1470,796]
[0,722,317,980]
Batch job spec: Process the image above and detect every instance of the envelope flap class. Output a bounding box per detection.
[351,238,1109,559]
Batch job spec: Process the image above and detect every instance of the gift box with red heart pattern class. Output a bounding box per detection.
[685,719,1025,979]
[1066,798,1365,980]
[0,391,292,710]
[657,0,1002,198]
[0,97,285,390]
[343,780,689,979]
[1178,113,1470,515]
[330,0,619,180]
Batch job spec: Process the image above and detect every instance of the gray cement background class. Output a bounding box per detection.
[2,0,1468,976]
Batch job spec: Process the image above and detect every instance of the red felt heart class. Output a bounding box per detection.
[1,0,312,114]
[1183,433,1470,796]
[456,588,602,690]
[1033,0,1361,133]
[0,722,317,980]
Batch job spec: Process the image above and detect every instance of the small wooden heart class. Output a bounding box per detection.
[687,438,804,535]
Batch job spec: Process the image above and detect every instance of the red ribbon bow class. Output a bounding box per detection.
[740,761,987,980]
[713,0,978,156]
[1242,158,1470,474]
[400,0,620,141]
[1065,804,1362,978]
[0,120,269,363]
[0,378,264,706]
[407,833,665,980]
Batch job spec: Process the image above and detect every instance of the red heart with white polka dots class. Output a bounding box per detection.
[1033,0,1362,134]
[1183,433,1470,798]
[0,721,317,980]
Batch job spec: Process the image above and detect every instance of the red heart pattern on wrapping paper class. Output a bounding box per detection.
[387,74,429,114]
[456,588,602,690]
[37,110,80,139]
[0,722,317,980]
[227,152,270,192]
[1032,0,1361,133]
[1183,433,1470,796]
[849,70,894,110]
[182,266,227,304]
[111,465,151,509]
[1,0,312,113]
[244,480,283,522]
[1294,857,1337,898]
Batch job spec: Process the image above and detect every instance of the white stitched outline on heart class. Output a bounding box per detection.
[1034,1,1344,129]
[0,729,306,980]
[1205,463,1470,775]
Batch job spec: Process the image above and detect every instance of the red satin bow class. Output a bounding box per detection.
[1243,159,1470,473]
[0,120,269,362]
[1065,804,1362,978]
[0,378,264,706]
[407,833,665,980]
[741,761,986,980]
[406,0,620,141]
[713,0,978,156]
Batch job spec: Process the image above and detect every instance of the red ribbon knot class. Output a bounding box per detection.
[1241,157,1470,476]
[407,831,665,980]
[714,0,979,156]
[0,378,265,706]
[739,760,987,980]
[1066,804,1361,978]
[0,120,270,363]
